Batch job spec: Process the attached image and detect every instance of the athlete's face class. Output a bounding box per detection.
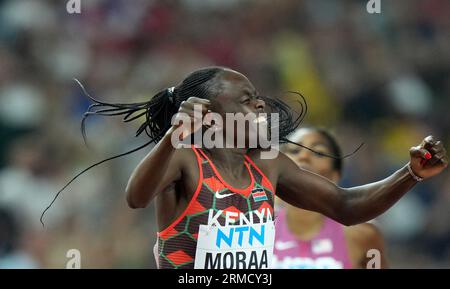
[212,69,265,115]
[284,129,340,183]
[210,69,266,146]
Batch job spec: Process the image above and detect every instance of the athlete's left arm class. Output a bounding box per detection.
[276,135,448,226]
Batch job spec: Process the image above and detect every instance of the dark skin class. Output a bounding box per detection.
[125,68,448,232]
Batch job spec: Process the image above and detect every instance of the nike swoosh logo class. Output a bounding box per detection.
[215,190,234,199]
[275,241,297,251]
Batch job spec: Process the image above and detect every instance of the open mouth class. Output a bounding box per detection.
[253,115,267,124]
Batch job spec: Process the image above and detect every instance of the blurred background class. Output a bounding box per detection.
[0,0,449,268]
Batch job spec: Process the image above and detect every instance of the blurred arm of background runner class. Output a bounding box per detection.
[345,223,388,268]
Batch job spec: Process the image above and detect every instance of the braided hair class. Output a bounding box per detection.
[40,66,361,226]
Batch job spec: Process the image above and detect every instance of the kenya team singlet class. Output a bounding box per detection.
[156,146,276,269]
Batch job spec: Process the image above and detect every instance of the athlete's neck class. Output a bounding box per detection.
[286,207,325,241]
[204,148,249,181]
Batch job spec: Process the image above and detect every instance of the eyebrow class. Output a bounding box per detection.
[243,87,258,96]
[310,142,329,148]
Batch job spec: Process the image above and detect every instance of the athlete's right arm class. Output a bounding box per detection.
[125,97,210,208]
[125,128,181,208]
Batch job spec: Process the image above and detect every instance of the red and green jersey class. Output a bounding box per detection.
[156,146,276,269]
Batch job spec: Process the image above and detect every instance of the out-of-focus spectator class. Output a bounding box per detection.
[0,207,38,268]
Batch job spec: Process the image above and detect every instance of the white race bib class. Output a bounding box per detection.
[194,221,275,269]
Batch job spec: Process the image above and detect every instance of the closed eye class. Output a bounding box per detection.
[241,92,252,103]
[286,148,301,154]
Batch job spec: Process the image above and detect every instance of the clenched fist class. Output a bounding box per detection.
[409,135,448,180]
[170,96,211,142]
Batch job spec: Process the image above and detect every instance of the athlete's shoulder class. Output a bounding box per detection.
[167,146,201,173]
[174,146,198,159]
